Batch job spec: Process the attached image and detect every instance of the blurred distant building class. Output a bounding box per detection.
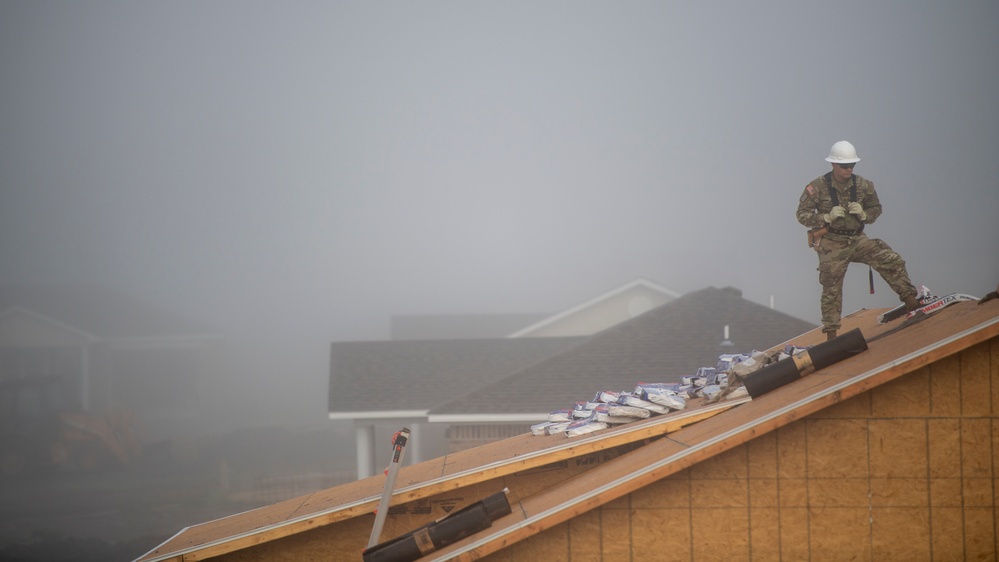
[389,277,680,340]
[329,279,815,479]
[0,284,223,441]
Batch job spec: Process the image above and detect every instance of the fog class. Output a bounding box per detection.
[4,0,999,424]
[3,0,999,432]
[1,1,998,555]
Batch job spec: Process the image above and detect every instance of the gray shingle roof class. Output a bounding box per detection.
[328,337,584,416]
[429,286,817,416]
[390,313,550,340]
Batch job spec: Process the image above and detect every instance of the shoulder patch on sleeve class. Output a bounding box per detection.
[806,184,816,196]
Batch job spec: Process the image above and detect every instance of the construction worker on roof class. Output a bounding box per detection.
[796,140,920,340]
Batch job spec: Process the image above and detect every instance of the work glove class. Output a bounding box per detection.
[847,201,867,221]
[823,206,846,223]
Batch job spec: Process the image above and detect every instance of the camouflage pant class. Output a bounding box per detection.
[815,233,916,333]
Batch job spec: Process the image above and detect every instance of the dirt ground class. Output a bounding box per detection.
[0,425,354,562]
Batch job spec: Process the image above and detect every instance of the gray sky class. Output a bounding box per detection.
[3,1,998,424]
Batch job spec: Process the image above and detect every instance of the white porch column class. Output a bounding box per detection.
[356,424,375,479]
[407,423,421,465]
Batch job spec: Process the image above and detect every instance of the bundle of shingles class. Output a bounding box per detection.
[532,346,811,438]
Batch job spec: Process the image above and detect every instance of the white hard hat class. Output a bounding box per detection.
[825,140,861,164]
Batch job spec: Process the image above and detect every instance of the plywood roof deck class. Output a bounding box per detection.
[137,299,999,562]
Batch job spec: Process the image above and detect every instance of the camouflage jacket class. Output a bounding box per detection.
[795,173,883,231]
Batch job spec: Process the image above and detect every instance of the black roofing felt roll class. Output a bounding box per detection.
[362,489,511,562]
[743,328,868,398]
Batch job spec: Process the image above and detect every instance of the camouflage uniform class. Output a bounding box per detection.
[796,173,917,334]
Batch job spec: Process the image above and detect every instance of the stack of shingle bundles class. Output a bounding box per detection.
[532,401,605,435]
[616,390,670,414]
[729,352,768,377]
[712,346,811,402]
[716,353,752,373]
[679,369,731,401]
[532,422,570,435]
[563,418,609,437]
[532,408,573,436]
[564,401,653,437]
[681,367,716,391]
[777,344,811,361]
[548,408,572,422]
[593,387,664,418]
[595,390,621,403]
[572,400,600,418]
[635,382,687,411]
[698,347,819,404]
[560,390,642,437]
[592,402,650,422]
[533,381,692,438]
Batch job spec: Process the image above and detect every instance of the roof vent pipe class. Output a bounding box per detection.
[720,325,734,347]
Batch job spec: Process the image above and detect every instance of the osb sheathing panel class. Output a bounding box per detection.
[468,334,999,562]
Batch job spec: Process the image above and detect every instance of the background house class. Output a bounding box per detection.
[332,278,681,477]
[388,277,680,340]
[328,337,582,478]
[0,284,223,442]
[429,286,816,451]
[329,282,815,478]
[507,277,682,338]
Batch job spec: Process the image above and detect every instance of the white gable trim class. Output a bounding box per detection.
[507,278,681,338]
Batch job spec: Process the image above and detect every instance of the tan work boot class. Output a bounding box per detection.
[826,330,837,341]
[903,294,920,312]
